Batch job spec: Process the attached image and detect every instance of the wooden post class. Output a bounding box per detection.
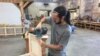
[19,1,28,53]
[19,0,25,33]
[25,32,29,53]
[4,25,7,36]
[14,27,16,35]
[23,1,30,9]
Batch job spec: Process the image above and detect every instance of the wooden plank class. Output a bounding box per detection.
[20,53,30,56]
[41,35,48,56]
[23,33,42,56]
[29,34,42,56]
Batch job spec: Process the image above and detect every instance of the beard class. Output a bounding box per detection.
[53,17,62,24]
[55,20,61,24]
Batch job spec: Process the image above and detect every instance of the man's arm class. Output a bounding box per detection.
[36,17,46,28]
[39,39,63,51]
[39,31,70,51]
[36,17,52,29]
[45,44,63,51]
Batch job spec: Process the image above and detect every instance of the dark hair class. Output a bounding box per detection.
[54,6,71,25]
[64,11,71,25]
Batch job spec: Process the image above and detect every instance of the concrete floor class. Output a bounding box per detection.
[0,35,26,56]
[45,23,100,56]
[0,27,100,56]
[67,28,100,56]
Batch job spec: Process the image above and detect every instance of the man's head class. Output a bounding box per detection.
[51,6,71,25]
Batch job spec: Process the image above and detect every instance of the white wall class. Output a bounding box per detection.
[0,3,21,25]
[31,2,58,10]
[28,4,40,17]
[28,2,58,17]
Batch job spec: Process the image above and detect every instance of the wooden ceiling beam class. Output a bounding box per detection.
[0,0,31,3]
[0,0,20,3]
[23,1,33,9]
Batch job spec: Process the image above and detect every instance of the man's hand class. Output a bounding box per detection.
[29,27,34,32]
[38,39,46,47]
[38,39,63,51]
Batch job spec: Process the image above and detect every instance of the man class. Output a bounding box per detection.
[37,6,72,56]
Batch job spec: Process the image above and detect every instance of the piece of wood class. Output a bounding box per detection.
[41,35,48,56]
[20,53,30,56]
[30,34,42,56]
[19,1,26,33]
[22,33,42,56]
